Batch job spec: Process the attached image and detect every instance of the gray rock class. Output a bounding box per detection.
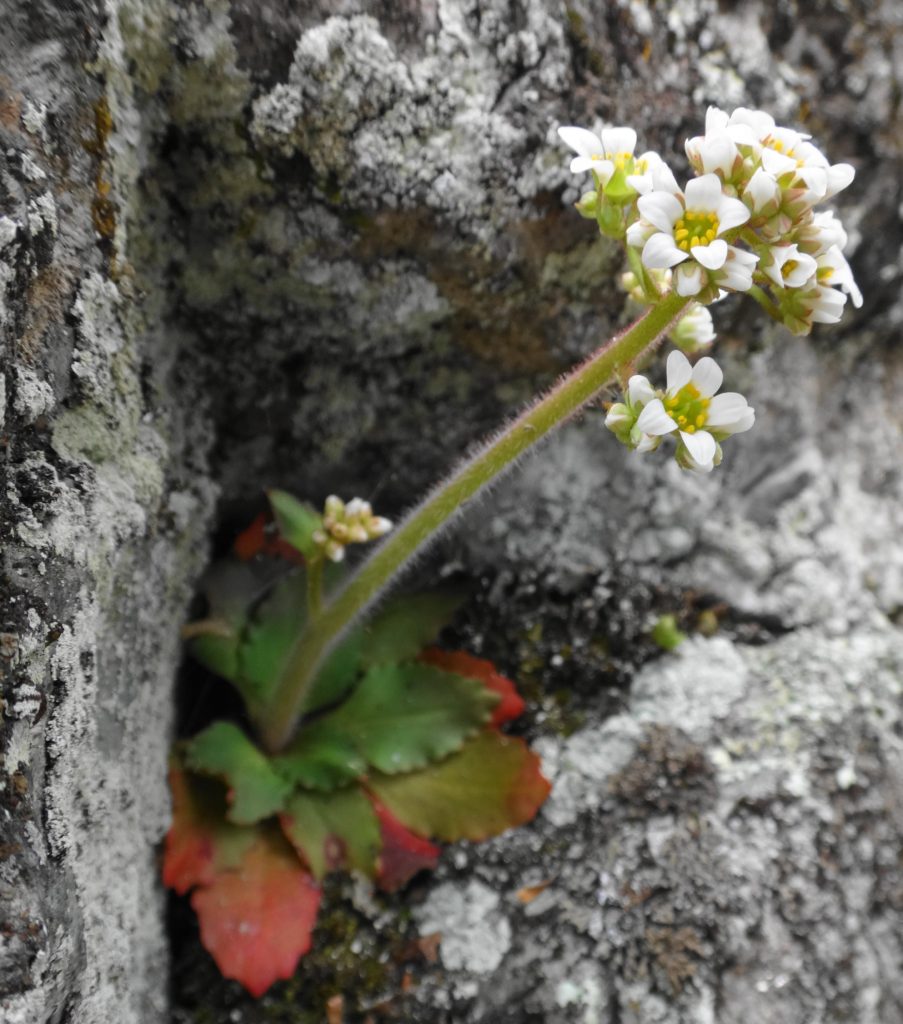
[2,0,902,1022]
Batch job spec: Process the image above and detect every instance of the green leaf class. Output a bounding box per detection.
[281,786,380,880]
[185,722,292,825]
[188,561,270,684]
[368,730,551,842]
[267,489,322,558]
[237,572,308,706]
[272,718,367,791]
[360,590,467,668]
[299,626,363,716]
[326,663,497,774]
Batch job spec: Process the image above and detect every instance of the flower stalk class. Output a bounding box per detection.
[258,292,690,752]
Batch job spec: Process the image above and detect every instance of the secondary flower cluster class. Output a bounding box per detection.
[559,107,860,471]
[312,495,392,562]
[605,351,754,473]
[559,108,861,334]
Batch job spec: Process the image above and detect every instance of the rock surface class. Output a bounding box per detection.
[2,1,902,1022]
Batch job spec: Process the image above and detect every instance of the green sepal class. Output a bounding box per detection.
[360,589,467,668]
[596,201,625,238]
[368,730,550,842]
[281,786,380,880]
[267,489,322,558]
[603,166,637,203]
[184,722,292,825]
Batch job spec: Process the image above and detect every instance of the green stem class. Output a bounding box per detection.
[748,284,783,322]
[306,557,323,617]
[259,292,691,752]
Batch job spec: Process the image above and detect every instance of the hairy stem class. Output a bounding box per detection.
[259,292,691,752]
[306,557,323,618]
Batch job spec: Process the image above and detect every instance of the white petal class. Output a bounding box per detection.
[605,404,631,428]
[705,106,730,133]
[680,429,717,467]
[825,162,855,198]
[691,239,728,270]
[637,191,683,233]
[637,399,678,436]
[727,407,755,434]
[784,252,818,288]
[626,219,655,248]
[675,262,704,296]
[727,245,759,269]
[707,392,749,427]
[569,155,594,173]
[796,165,828,201]
[691,356,723,398]
[729,107,775,138]
[666,350,692,392]
[700,135,736,176]
[628,374,656,406]
[652,161,681,194]
[558,126,603,158]
[762,257,784,289]
[744,168,779,211]
[601,126,637,157]
[715,195,751,232]
[684,173,722,211]
[642,232,688,269]
[760,147,797,176]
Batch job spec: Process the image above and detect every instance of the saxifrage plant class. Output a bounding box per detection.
[165,105,861,997]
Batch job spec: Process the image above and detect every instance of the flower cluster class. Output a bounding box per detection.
[605,351,754,473]
[559,106,861,334]
[312,495,392,562]
[560,106,860,472]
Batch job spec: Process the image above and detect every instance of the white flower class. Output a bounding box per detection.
[558,125,637,184]
[625,150,677,195]
[780,279,849,334]
[714,246,758,293]
[761,243,818,289]
[670,304,716,353]
[795,209,849,257]
[817,246,862,308]
[743,167,782,215]
[634,351,754,472]
[805,284,847,323]
[638,174,752,297]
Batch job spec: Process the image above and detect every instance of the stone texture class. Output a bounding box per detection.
[2,0,902,1022]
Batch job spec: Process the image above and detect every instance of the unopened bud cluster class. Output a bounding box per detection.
[313,496,392,562]
[560,107,861,335]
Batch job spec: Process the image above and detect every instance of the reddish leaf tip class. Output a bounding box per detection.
[420,648,525,727]
[370,798,440,893]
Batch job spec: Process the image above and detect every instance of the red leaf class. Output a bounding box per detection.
[191,830,321,997]
[162,768,255,895]
[371,799,439,893]
[420,648,525,727]
[233,513,304,565]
